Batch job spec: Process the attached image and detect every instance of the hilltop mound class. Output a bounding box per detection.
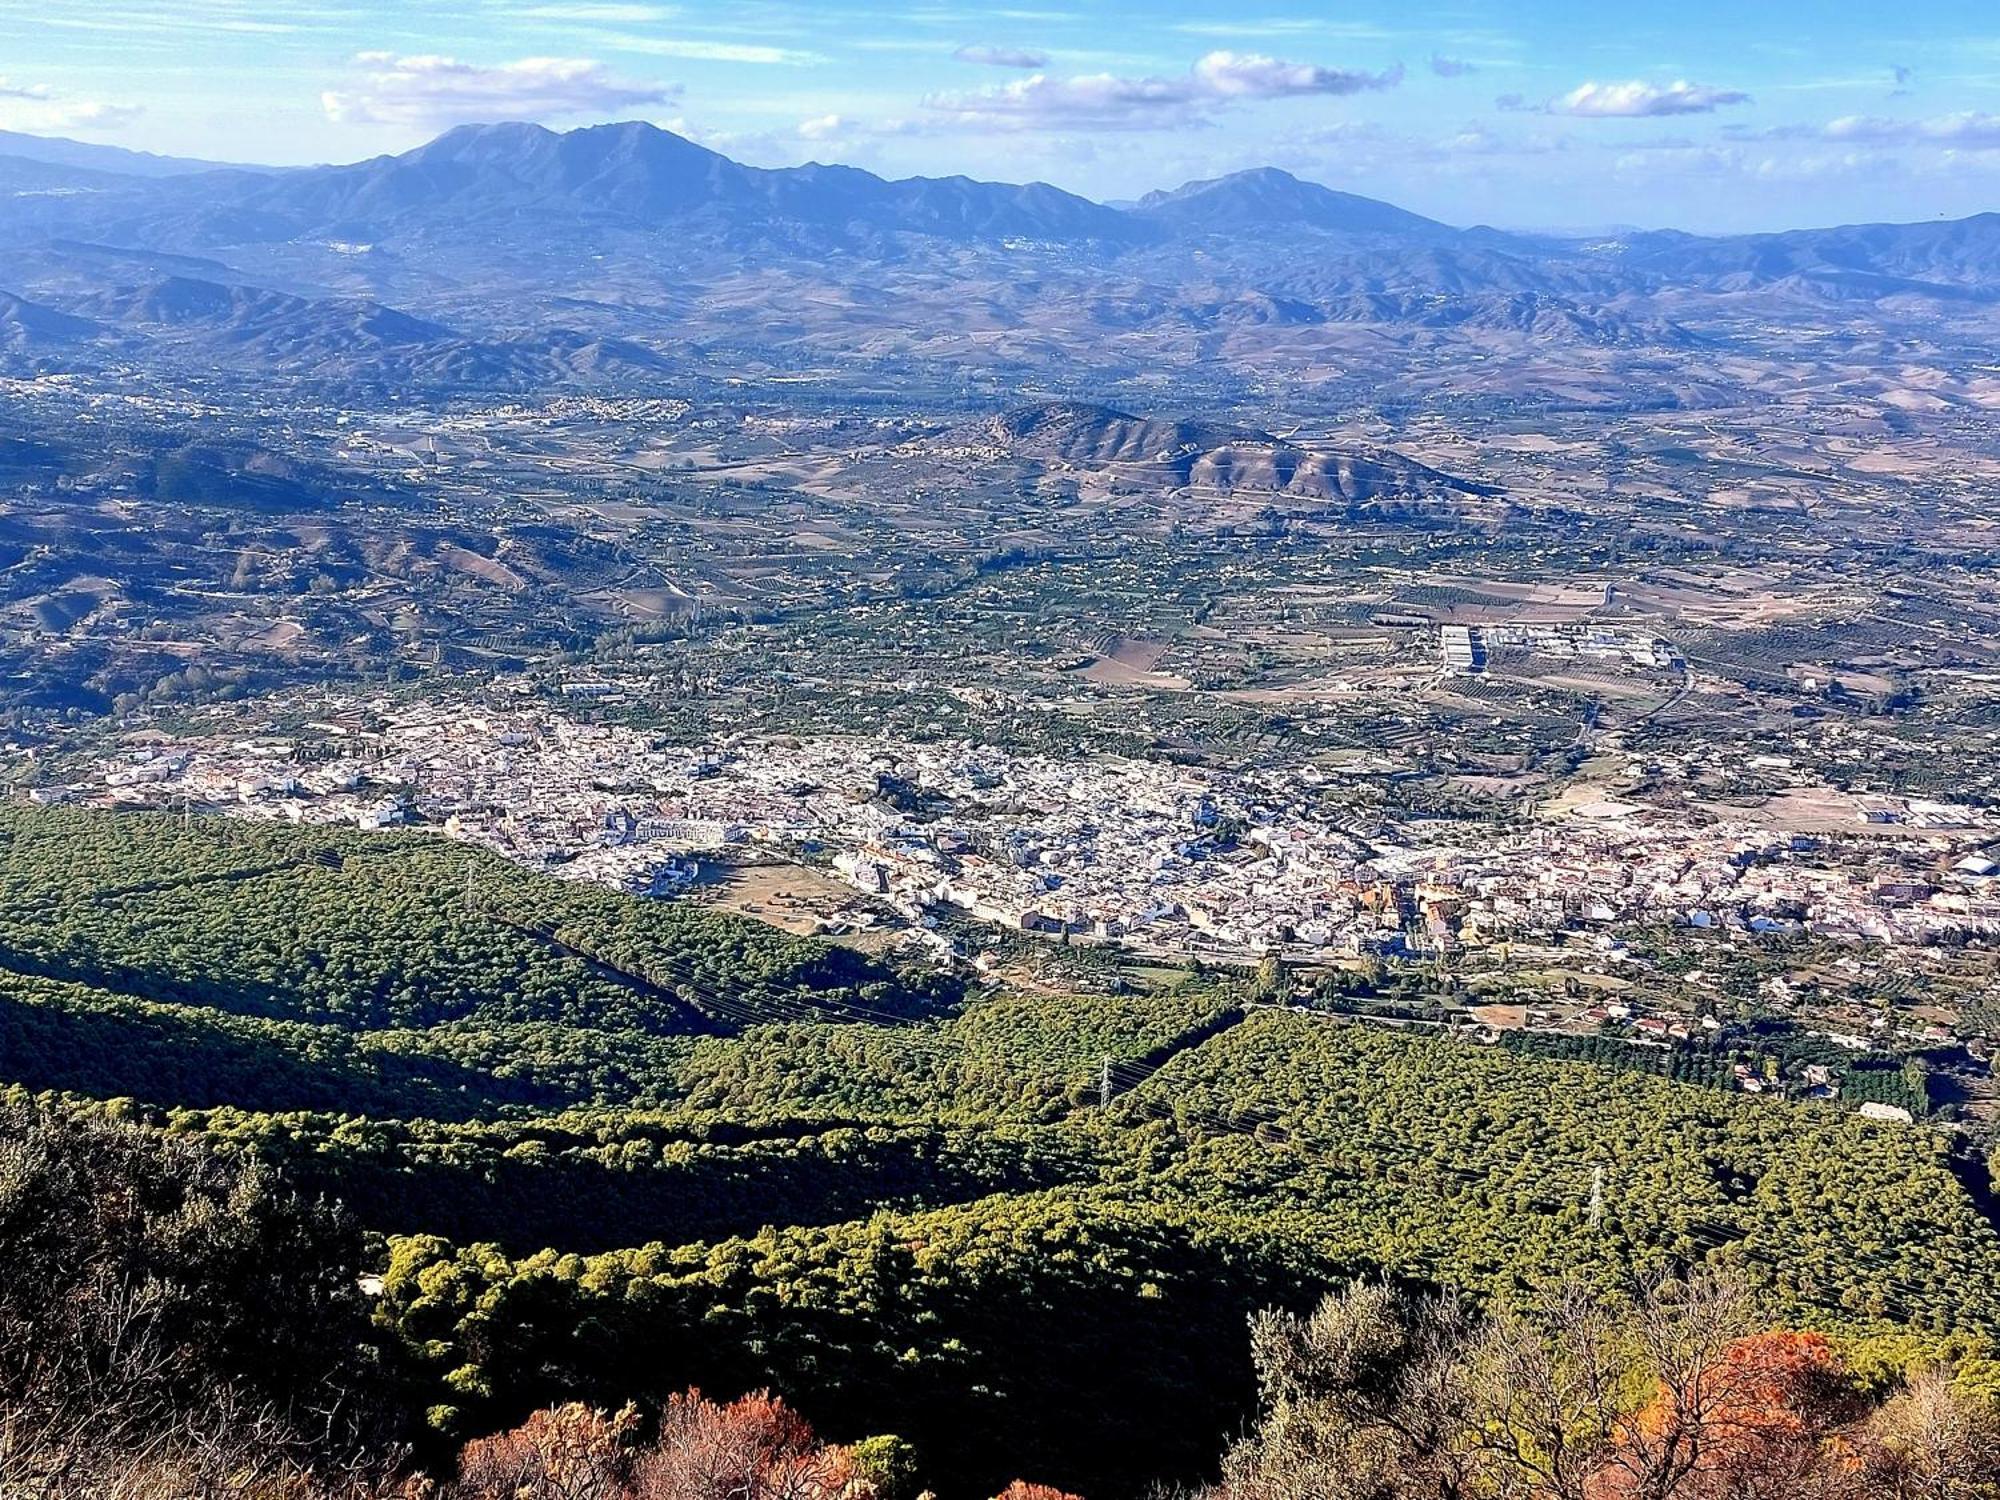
[0,289,100,349]
[1134,166,1451,240]
[965,401,1490,505]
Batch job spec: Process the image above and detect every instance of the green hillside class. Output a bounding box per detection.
[3,805,1999,1496]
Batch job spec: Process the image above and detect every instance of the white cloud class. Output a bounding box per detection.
[42,9,317,36]
[953,43,1049,69]
[599,34,822,65]
[0,77,142,134]
[1542,79,1751,118]
[1172,19,1394,41]
[1274,118,1567,172]
[1191,50,1403,98]
[322,53,676,129]
[1724,111,2000,153]
[924,48,1403,131]
[653,110,921,167]
[1172,19,1322,36]
[518,3,676,18]
[1608,142,1909,187]
[1823,111,2000,147]
[925,72,1207,131]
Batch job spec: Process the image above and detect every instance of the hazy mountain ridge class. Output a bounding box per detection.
[73,275,454,347]
[0,128,258,179]
[0,267,677,386]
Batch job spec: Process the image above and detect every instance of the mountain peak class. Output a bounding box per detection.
[1186,166,1304,191]
[428,120,559,148]
[228,117,1142,245]
[419,119,716,164]
[1135,167,1452,239]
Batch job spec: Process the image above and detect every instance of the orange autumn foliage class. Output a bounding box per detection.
[458,1402,640,1500]
[637,1388,858,1500]
[1599,1331,1857,1499]
[456,1390,868,1500]
[991,1484,1085,1500]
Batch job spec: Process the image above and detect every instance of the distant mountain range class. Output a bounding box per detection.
[0,128,268,179]
[0,119,1993,395]
[6,118,1994,271]
[237,121,1143,245]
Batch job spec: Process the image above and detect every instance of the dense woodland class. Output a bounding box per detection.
[5,806,2000,1496]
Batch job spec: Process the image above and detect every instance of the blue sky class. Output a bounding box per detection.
[1,0,1997,231]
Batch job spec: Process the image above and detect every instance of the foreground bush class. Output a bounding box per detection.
[456,1390,899,1500]
[0,1096,397,1495]
[1207,1272,2000,1500]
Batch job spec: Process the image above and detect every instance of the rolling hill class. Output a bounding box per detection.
[964,401,1490,505]
[0,288,99,349]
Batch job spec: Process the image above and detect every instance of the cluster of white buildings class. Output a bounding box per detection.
[1381,814,2000,951]
[69,700,2000,959]
[1439,623,1681,675]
